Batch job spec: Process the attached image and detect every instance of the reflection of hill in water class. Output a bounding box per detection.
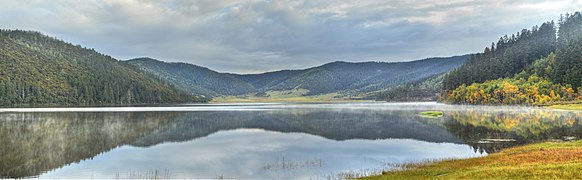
[0,112,176,178]
[131,109,465,147]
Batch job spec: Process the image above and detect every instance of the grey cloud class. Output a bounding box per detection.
[0,0,580,73]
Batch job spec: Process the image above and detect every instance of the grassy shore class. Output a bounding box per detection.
[210,96,372,103]
[210,90,373,103]
[419,111,444,118]
[546,104,582,111]
[364,140,582,179]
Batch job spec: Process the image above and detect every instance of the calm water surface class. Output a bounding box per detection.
[0,102,580,179]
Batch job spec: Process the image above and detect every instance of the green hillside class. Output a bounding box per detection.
[443,21,556,91]
[127,58,255,97]
[0,30,205,106]
[252,56,468,95]
[128,55,469,100]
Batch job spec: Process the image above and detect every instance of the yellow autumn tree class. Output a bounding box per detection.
[503,82,519,93]
[564,87,574,100]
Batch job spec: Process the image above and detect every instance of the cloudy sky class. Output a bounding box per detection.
[1,0,580,73]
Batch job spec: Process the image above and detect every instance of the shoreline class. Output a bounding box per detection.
[363,140,582,179]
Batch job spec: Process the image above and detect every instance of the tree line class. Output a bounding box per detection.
[442,12,582,105]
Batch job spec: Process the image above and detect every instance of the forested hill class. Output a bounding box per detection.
[442,21,556,91]
[441,12,582,105]
[126,58,256,97]
[236,55,470,95]
[0,30,204,106]
[128,55,469,98]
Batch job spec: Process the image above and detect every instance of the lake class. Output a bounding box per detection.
[0,102,580,179]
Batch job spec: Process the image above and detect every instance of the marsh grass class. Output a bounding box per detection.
[263,157,324,170]
[363,140,582,179]
[324,158,457,179]
[114,169,171,179]
[210,89,371,103]
[419,111,444,118]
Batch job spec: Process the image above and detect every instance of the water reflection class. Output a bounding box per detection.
[0,112,176,178]
[131,109,464,147]
[41,130,481,179]
[0,103,580,179]
[444,107,582,153]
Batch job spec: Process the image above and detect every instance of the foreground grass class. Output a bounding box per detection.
[546,104,582,111]
[364,141,582,179]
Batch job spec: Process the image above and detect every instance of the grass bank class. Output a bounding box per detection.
[364,140,582,179]
[210,96,372,103]
[546,104,582,111]
[419,111,444,118]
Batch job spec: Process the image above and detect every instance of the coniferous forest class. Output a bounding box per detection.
[0,30,206,106]
[441,12,582,105]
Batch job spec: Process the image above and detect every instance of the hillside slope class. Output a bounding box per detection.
[0,30,203,106]
[127,58,255,97]
[128,55,469,98]
[443,21,556,91]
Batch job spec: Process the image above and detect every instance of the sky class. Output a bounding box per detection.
[1,0,581,73]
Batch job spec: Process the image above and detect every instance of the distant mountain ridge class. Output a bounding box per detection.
[127,55,470,98]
